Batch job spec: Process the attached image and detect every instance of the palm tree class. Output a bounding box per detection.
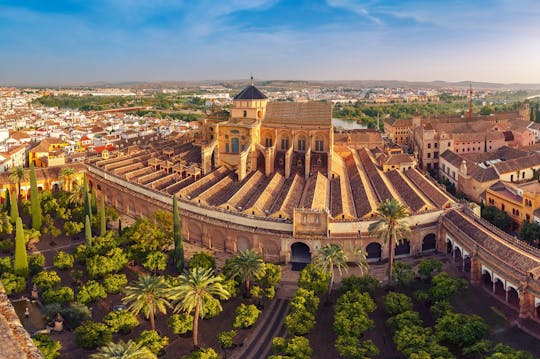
[9,166,27,201]
[168,267,230,348]
[226,249,264,295]
[67,182,85,207]
[122,275,171,331]
[90,340,156,359]
[353,247,369,276]
[314,243,349,295]
[59,167,76,192]
[368,198,411,284]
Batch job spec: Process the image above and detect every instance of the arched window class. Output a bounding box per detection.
[281,137,289,150]
[231,138,240,153]
[243,110,247,117]
[315,136,324,151]
[297,137,306,151]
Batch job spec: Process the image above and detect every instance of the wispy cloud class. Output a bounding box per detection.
[326,0,383,25]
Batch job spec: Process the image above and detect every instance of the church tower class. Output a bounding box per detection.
[230,77,268,121]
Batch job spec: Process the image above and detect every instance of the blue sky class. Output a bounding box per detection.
[1,0,539,85]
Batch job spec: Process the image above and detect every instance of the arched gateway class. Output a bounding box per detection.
[290,242,311,271]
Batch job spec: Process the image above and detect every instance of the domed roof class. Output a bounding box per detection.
[233,84,267,100]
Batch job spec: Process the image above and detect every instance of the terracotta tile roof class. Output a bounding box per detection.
[404,168,452,208]
[468,165,499,182]
[385,118,412,127]
[384,153,415,166]
[440,149,463,168]
[493,153,540,174]
[386,170,426,212]
[444,209,540,274]
[264,102,332,126]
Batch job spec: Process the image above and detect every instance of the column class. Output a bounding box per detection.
[492,280,496,294]
[470,255,481,285]
[519,289,531,319]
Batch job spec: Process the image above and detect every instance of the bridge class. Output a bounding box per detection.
[440,206,540,321]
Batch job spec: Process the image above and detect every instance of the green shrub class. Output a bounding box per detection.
[217,330,237,350]
[386,310,423,333]
[418,259,443,279]
[383,292,413,316]
[53,251,74,270]
[85,247,128,278]
[168,313,193,335]
[183,347,220,359]
[392,262,415,287]
[77,280,107,304]
[136,330,169,355]
[74,321,112,349]
[430,301,453,319]
[188,252,216,271]
[0,238,13,253]
[32,270,61,291]
[203,296,223,319]
[298,263,330,296]
[219,275,239,299]
[233,304,260,329]
[270,336,312,359]
[435,312,488,349]
[0,256,11,272]
[33,333,61,359]
[430,272,467,301]
[28,253,45,276]
[290,288,320,314]
[142,251,168,273]
[102,273,128,294]
[341,275,379,294]
[44,302,92,329]
[285,309,316,336]
[41,287,75,304]
[103,310,139,333]
[335,336,379,359]
[1,272,26,295]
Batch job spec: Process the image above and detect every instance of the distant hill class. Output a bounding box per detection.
[8,79,540,90]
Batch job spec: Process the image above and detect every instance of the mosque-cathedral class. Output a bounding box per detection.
[83,82,540,321]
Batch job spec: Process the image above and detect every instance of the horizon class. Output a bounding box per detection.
[2,1,540,85]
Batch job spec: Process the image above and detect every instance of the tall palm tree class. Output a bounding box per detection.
[314,243,349,295]
[368,198,411,284]
[9,166,27,201]
[122,275,171,331]
[90,340,156,359]
[353,247,369,276]
[67,182,85,207]
[226,249,264,295]
[59,167,76,192]
[168,267,230,348]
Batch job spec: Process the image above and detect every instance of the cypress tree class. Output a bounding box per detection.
[173,196,184,271]
[83,174,92,221]
[85,215,92,248]
[99,196,106,236]
[4,188,10,212]
[91,191,97,215]
[13,217,28,277]
[10,191,18,224]
[29,164,42,230]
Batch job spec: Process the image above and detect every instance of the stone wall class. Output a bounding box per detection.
[0,283,43,359]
